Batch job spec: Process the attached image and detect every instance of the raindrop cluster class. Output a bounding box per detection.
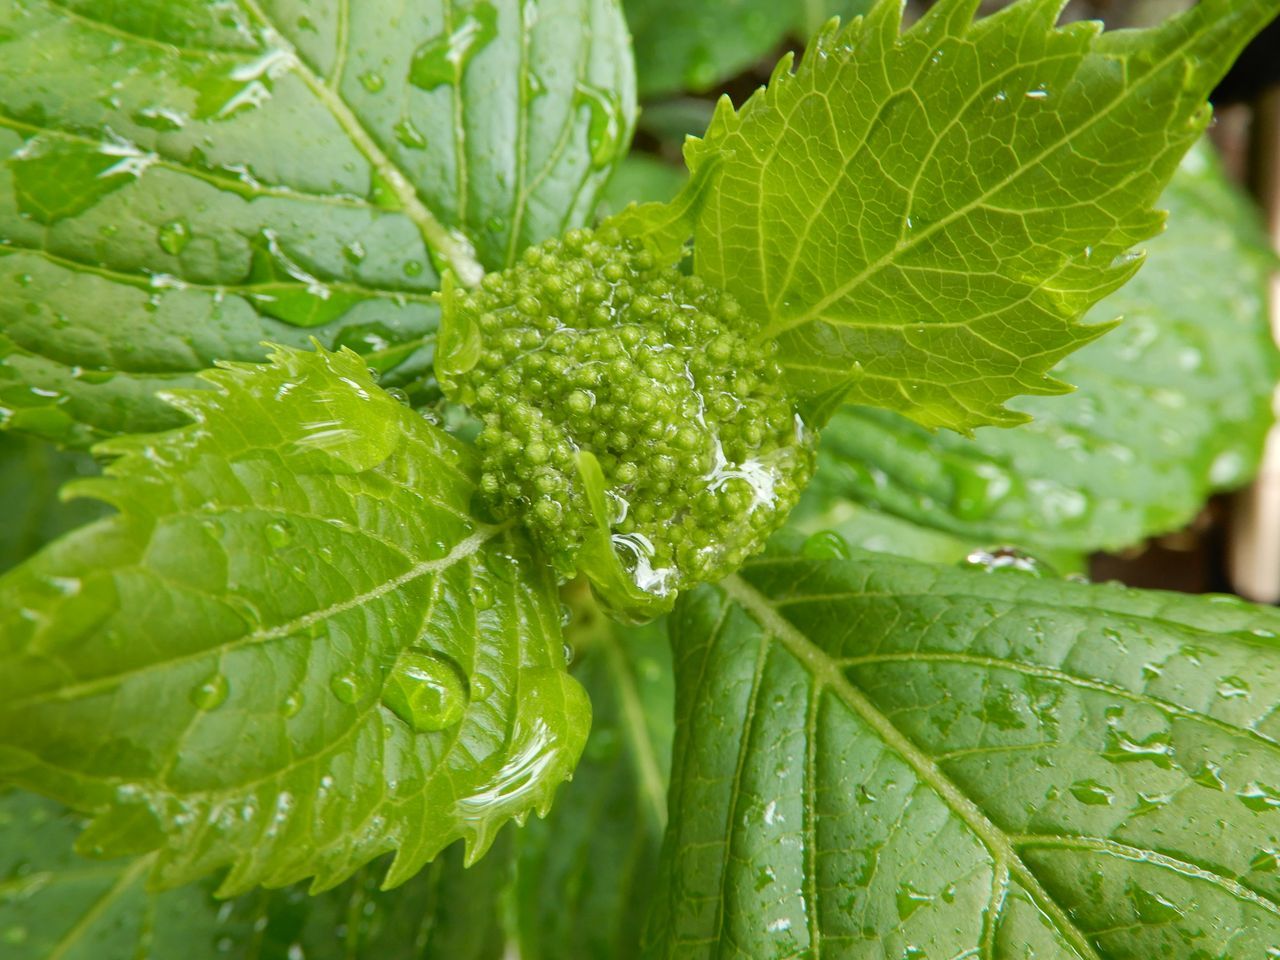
[446,226,815,601]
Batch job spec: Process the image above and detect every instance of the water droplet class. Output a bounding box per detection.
[1217,675,1250,700]
[574,82,624,169]
[265,519,293,548]
[382,650,469,732]
[408,3,498,90]
[802,530,851,560]
[282,690,304,717]
[1103,723,1174,769]
[191,48,295,121]
[191,673,230,710]
[132,105,187,131]
[1069,779,1113,806]
[157,219,192,255]
[403,259,424,277]
[1251,848,1280,872]
[245,229,363,328]
[945,460,1013,520]
[470,673,493,700]
[393,119,428,150]
[1024,85,1049,100]
[961,547,1055,578]
[330,670,368,705]
[358,70,385,93]
[896,883,933,921]
[9,133,156,224]
[1238,781,1280,812]
[474,581,495,610]
[342,240,367,265]
[1129,883,1182,924]
[1190,761,1226,791]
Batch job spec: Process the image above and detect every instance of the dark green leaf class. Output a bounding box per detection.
[650,551,1280,955]
[513,610,673,959]
[679,0,1278,430]
[0,345,589,894]
[596,154,687,218]
[0,789,509,960]
[623,0,792,97]
[813,143,1278,553]
[0,0,635,445]
[0,433,106,572]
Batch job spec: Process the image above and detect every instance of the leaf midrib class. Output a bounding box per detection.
[233,0,485,286]
[720,573,1105,960]
[8,524,507,710]
[753,10,1202,344]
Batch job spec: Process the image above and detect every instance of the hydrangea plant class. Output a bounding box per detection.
[3,0,1280,956]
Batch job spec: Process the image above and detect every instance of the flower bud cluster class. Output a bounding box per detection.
[447,226,814,600]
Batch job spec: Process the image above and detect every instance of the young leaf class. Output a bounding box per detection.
[512,613,674,959]
[650,551,1280,956]
[813,143,1279,553]
[0,0,634,445]
[0,789,511,960]
[678,0,1279,430]
[0,345,589,895]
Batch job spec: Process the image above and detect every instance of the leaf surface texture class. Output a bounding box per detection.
[0,346,588,894]
[649,551,1280,956]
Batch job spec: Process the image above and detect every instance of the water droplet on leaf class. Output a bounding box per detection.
[157,219,192,255]
[802,530,851,560]
[191,673,230,710]
[408,3,498,90]
[382,650,469,732]
[330,670,368,705]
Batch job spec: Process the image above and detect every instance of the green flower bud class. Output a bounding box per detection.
[439,227,815,618]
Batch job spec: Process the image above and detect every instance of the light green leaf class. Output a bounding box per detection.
[813,143,1279,553]
[0,433,107,572]
[679,0,1278,430]
[650,550,1280,956]
[0,0,635,446]
[513,610,673,959]
[0,345,589,894]
[0,789,510,960]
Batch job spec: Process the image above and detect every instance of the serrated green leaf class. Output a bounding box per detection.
[0,345,590,895]
[812,142,1279,553]
[0,0,634,446]
[513,612,673,959]
[678,0,1278,431]
[650,551,1280,956]
[0,433,106,572]
[0,789,510,960]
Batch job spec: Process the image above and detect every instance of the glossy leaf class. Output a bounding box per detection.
[0,0,634,446]
[0,432,106,572]
[0,345,589,894]
[812,143,1279,553]
[0,789,510,960]
[678,0,1279,430]
[650,550,1280,956]
[513,610,674,959]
